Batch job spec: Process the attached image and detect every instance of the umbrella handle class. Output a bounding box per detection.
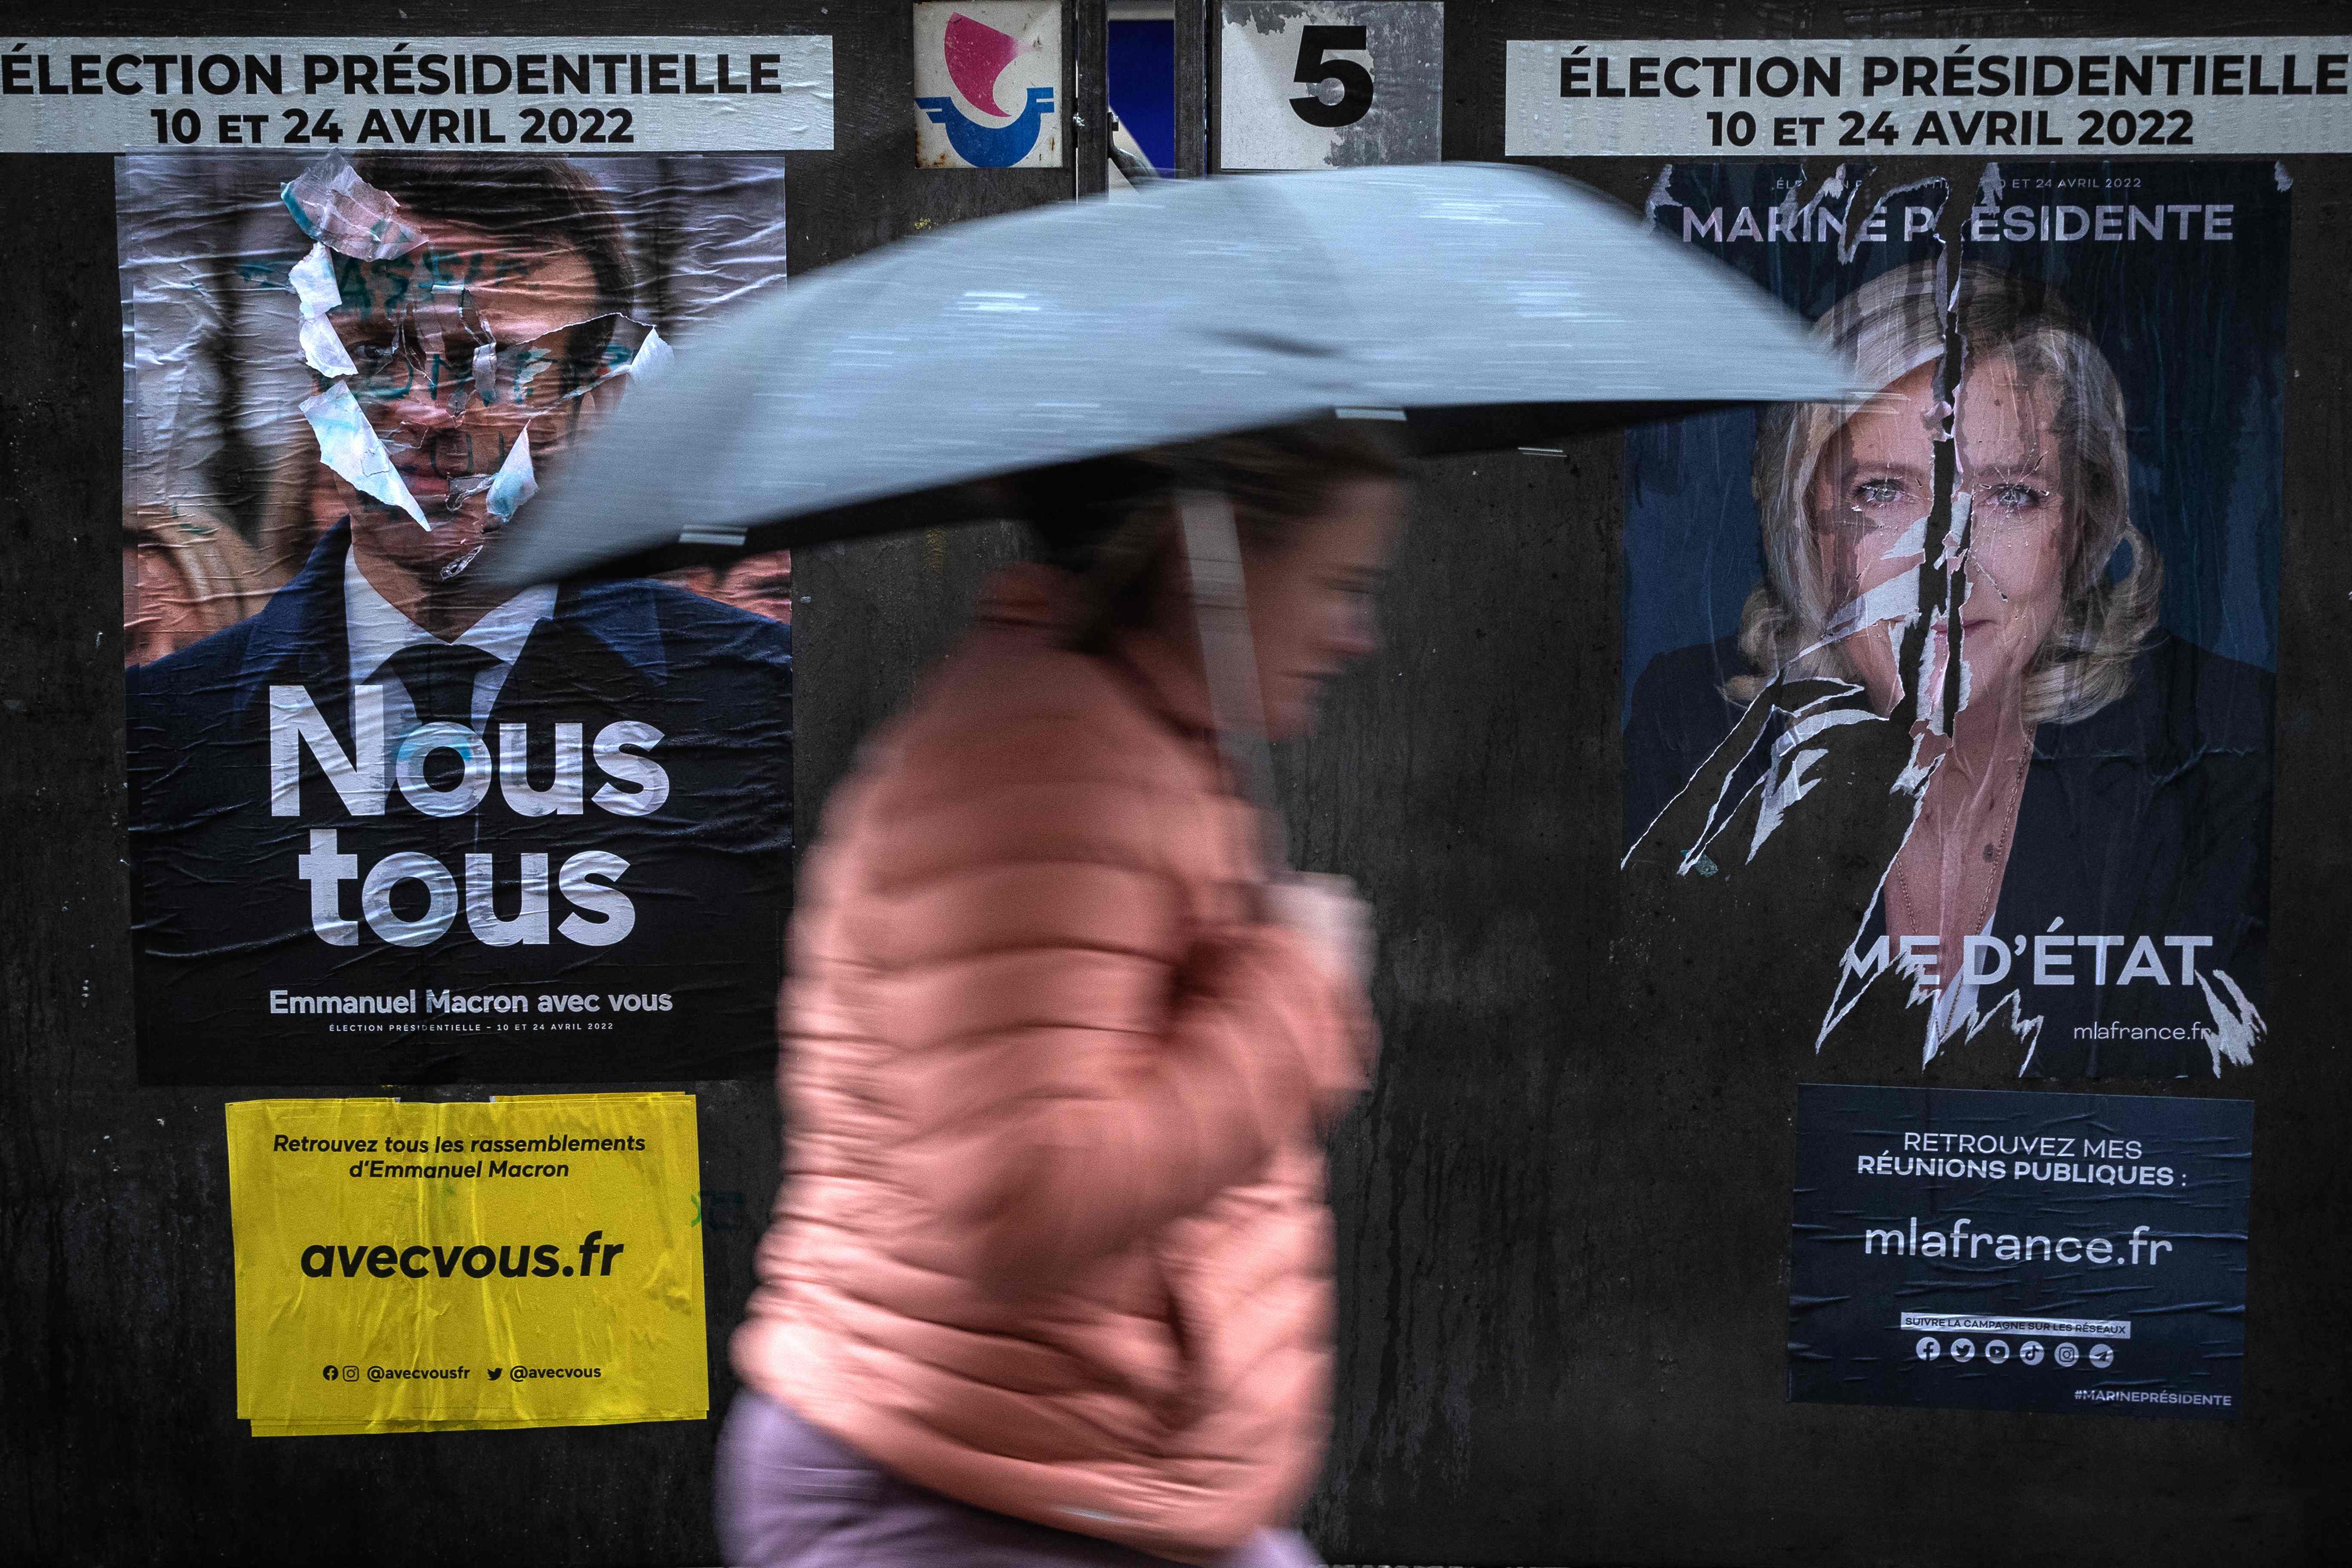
[1176,490,1293,891]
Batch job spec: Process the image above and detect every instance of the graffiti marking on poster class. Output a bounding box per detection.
[0,37,832,153]
[229,1094,706,1436]
[122,151,795,1084]
[1620,161,2279,1078]
[1503,38,2352,156]
[1788,1084,2251,1418]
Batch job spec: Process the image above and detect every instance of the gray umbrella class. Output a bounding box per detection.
[489,162,1855,872]
[490,162,1852,585]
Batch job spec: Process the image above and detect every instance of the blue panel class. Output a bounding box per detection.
[1789,1085,2251,1420]
[1108,19,1177,175]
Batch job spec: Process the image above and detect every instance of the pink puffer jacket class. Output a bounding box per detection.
[734,565,1374,1562]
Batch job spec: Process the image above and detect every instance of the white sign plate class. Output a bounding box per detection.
[0,37,833,153]
[913,2,1063,169]
[1504,37,2352,156]
[1219,1,1443,170]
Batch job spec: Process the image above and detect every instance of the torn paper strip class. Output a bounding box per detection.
[290,241,358,377]
[470,340,500,407]
[288,242,340,318]
[300,381,426,528]
[485,429,537,521]
[297,314,356,379]
[281,154,425,261]
[626,326,675,385]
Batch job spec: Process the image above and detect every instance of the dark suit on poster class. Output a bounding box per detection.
[127,524,793,1084]
[1624,633,2271,1078]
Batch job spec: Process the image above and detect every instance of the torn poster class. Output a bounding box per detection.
[119,153,797,1084]
[1622,162,2281,1080]
[1787,1084,2252,1419]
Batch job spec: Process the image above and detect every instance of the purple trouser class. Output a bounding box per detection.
[715,1391,1323,1568]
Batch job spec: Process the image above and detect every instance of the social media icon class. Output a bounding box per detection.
[1951,1338,1975,1362]
[341,1365,359,1383]
[2055,1342,2080,1367]
[488,1367,504,1380]
[323,1364,340,1381]
[1915,1336,1941,1361]
[2020,1341,2045,1366]
[2089,1344,2114,1369]
[1984,1339,2010,1364]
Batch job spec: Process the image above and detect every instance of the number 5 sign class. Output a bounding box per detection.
[1217,2,1444,170]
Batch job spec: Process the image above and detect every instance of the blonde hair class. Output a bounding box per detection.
[1732,260,2159,726]
[123,504,273,653]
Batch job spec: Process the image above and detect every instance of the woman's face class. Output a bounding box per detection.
[1805,350,2074,718]
[1244,477,1407,739]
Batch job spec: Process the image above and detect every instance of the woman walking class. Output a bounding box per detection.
[718,420,1406,1566]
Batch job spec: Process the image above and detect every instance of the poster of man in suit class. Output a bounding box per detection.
[121,152,794,1084]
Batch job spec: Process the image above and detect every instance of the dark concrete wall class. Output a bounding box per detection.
[0,4,1060,1562]
[4,2,2348,1564]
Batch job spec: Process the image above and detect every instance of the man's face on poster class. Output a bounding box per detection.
[321,215,628,585]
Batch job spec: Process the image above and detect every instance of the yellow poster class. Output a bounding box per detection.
[227,1093,706,1436]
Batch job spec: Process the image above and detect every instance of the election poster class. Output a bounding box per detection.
[1787,1084,2251,1418]
[120,147,798,1084]
[227,1093,706,1435]
[1618,159,2281,1080]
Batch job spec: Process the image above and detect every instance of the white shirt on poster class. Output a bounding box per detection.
[342,551,559,736]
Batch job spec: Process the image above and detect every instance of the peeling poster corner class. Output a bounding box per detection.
[119,151,799,1085]
[1621,160,2282,1080]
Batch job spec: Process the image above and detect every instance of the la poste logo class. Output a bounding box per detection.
[913,2,1062,168]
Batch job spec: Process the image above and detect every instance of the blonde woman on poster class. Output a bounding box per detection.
[1626,256,2272,1076]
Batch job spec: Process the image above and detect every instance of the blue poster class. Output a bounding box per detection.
[1788,1083,2251,1418]
[1623,162,2282,1079]
[119,153,796,1084]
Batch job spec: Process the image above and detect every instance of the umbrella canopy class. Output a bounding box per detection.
[490,162,1853,586]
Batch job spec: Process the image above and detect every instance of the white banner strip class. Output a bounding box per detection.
[0,37,833,152]
[1504,37,2352,156]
